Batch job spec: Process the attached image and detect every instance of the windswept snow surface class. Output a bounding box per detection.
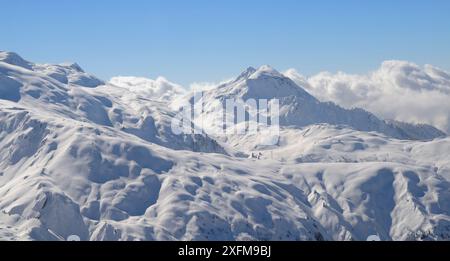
[0,52,449,241]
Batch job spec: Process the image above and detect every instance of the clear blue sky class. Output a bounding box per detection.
[2,0,450,86]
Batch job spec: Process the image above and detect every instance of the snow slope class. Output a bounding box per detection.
[0,52,449,241]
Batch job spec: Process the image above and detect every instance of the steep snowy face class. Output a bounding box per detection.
[196,65,445,141]
[0,51,33,70]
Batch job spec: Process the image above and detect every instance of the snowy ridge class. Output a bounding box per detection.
[196,65,445,141]
[0,52,449,241]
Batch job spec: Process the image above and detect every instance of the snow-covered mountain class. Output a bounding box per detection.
[194,65,445,142]
[0,51,449,241]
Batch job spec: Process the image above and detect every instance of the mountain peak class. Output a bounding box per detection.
[237,65,283,80]
[245,66,257,73]
[254,65,281,76]
[59,62,85,73]
[234,66,257,82]
[211,64,316,102]
[0,51,33,70]
[233,65,284,84]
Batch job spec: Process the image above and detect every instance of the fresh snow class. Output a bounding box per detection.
[0,51,449,241]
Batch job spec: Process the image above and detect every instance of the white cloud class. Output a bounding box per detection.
[109,76,186,102]
[284,61,450,133]
[189,81,220,92]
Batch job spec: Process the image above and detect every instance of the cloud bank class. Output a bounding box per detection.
[285,61,450,133]
[109,76,186,102]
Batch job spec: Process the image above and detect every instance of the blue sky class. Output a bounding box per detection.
[2,0,450,86]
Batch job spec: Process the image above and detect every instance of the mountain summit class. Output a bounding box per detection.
[0,51,33,70]
[214,65,315,101]
[198,65,446,140]
[0,51,104,88]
